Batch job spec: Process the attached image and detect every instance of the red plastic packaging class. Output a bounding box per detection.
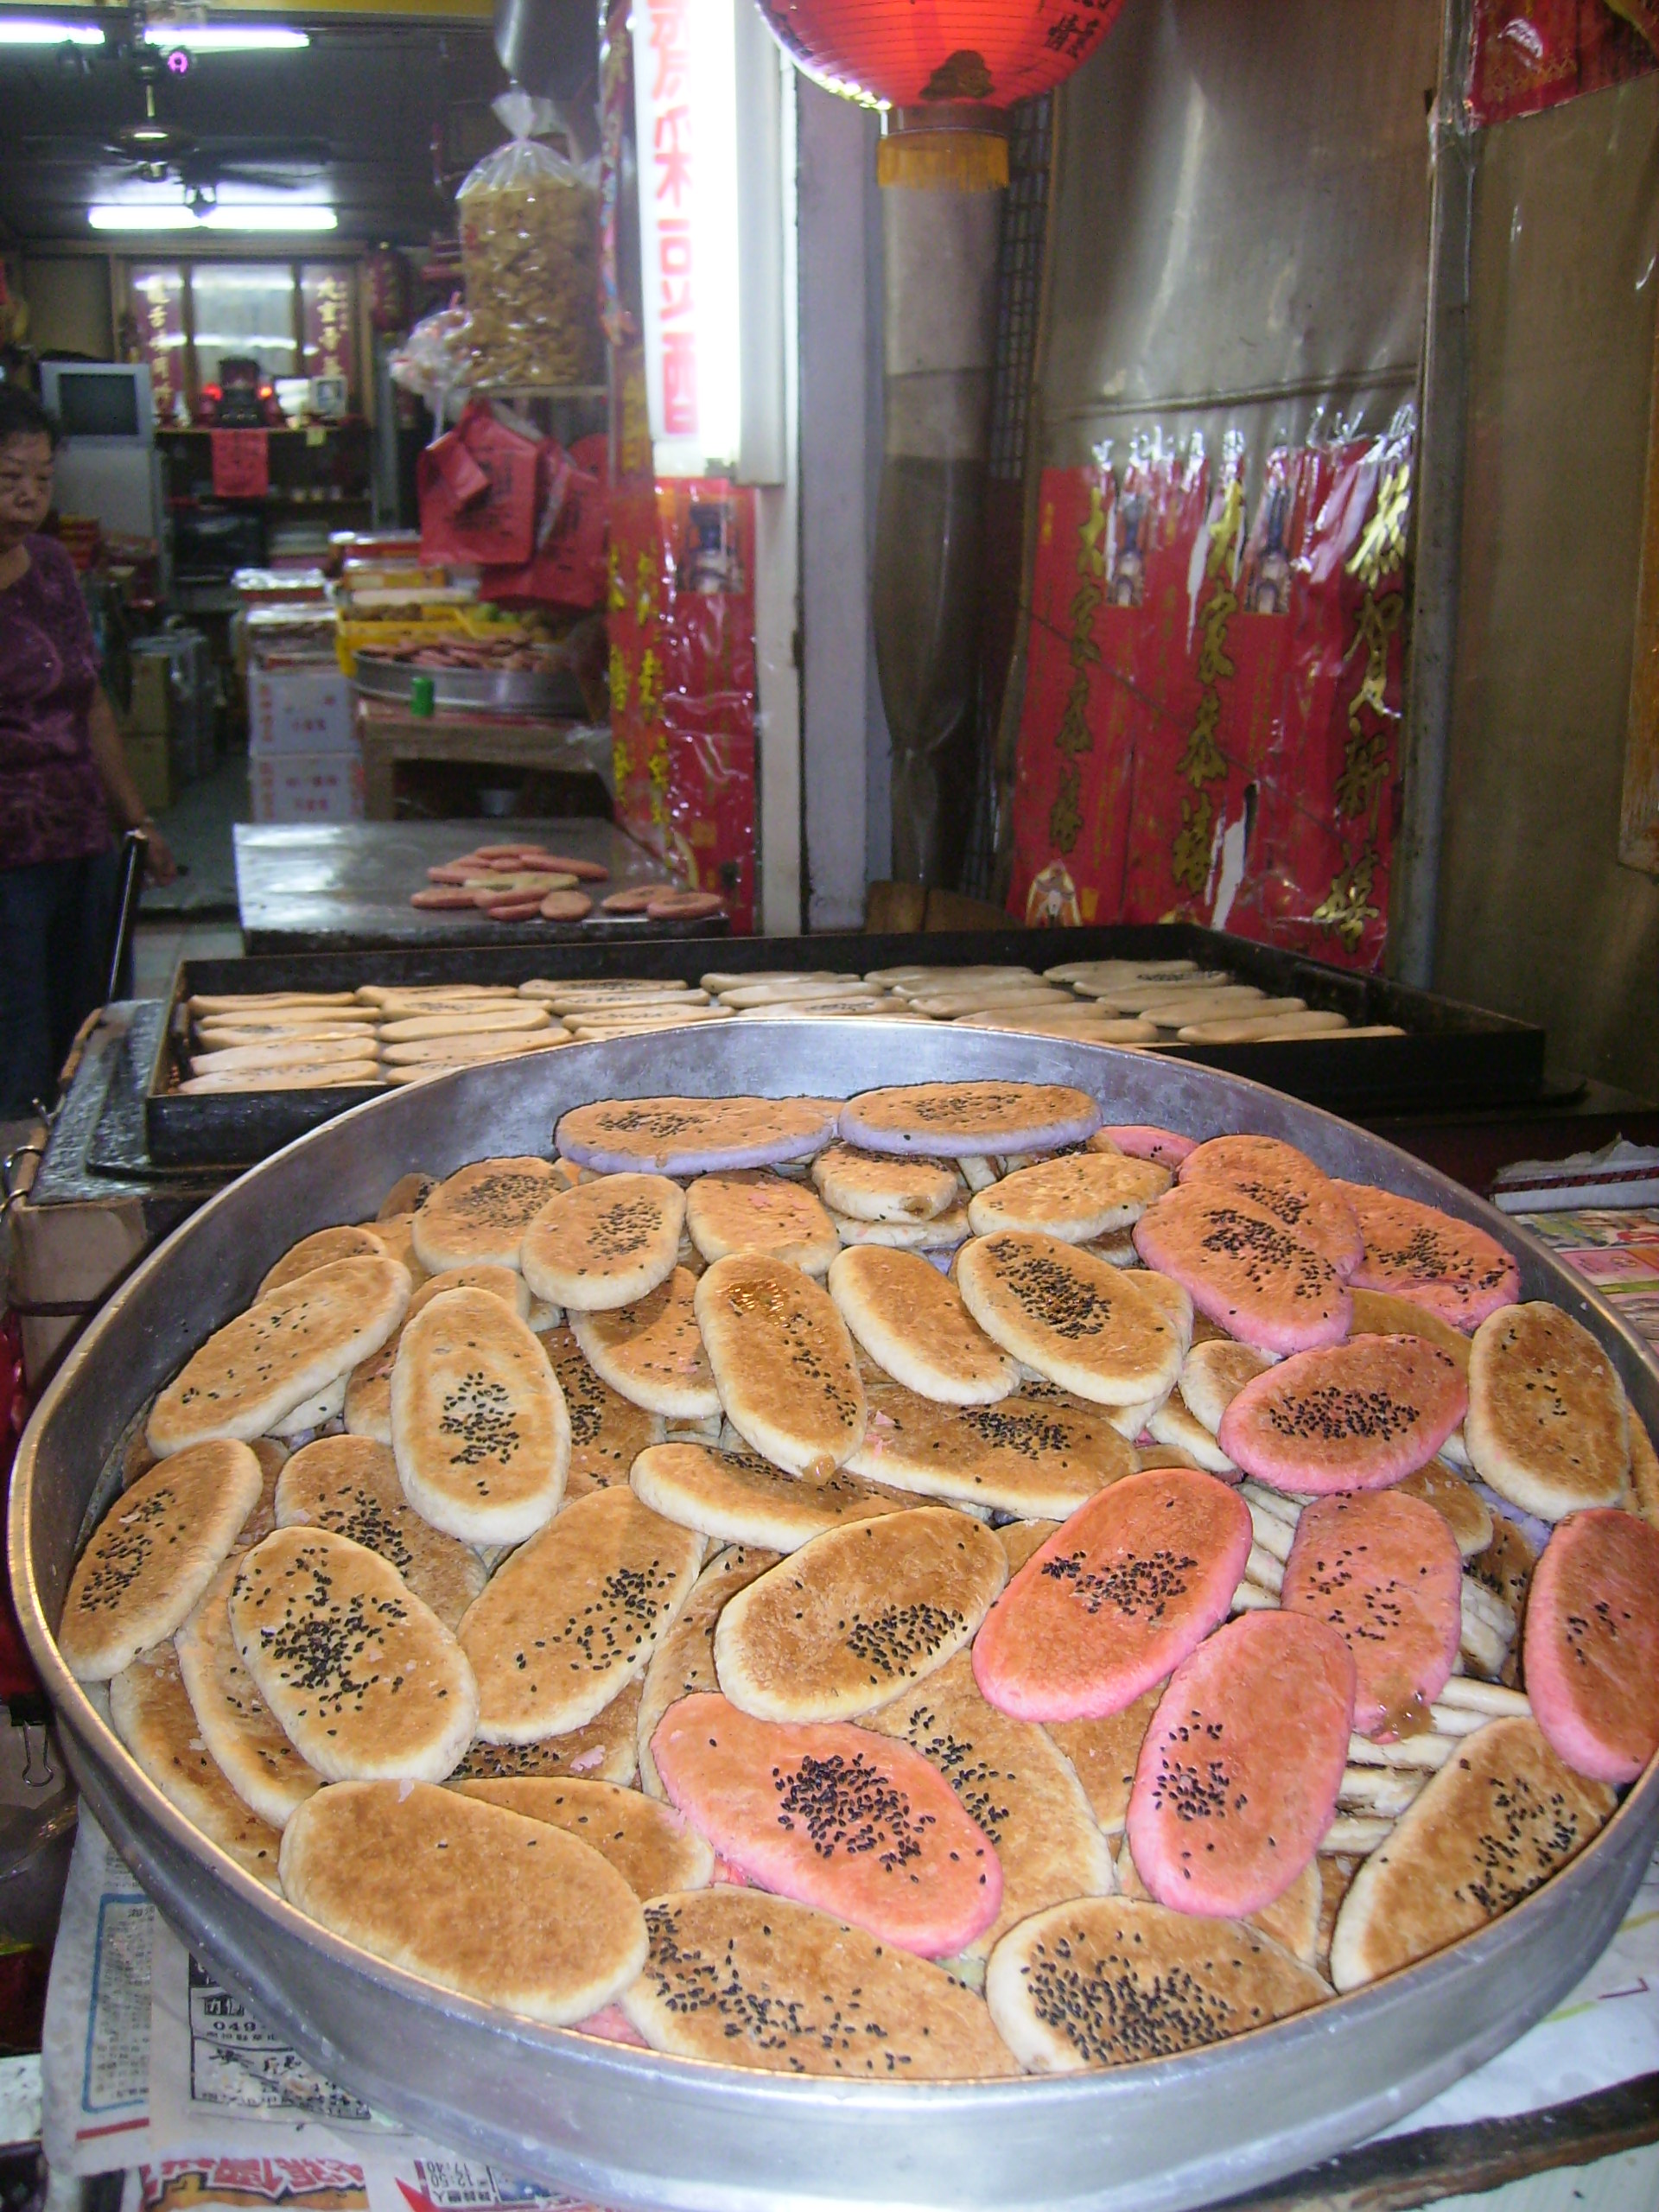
[607,479,757,932]
[1009,410,1414,973]
[417,401,540,569]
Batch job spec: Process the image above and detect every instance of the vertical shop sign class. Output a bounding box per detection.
[630,0,740,473]
[130,265,186,423]
[300,266,353,397]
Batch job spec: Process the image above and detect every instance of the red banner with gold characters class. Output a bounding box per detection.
[1467,0,1656,124]
[607,477,757,931]
[130,265,186,424]
[301,264,354,397]
[1008,412,1414,970]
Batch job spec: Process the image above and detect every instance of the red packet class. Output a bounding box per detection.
[210,430,269,499]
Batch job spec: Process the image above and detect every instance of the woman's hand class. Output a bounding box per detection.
[140,823,179,885]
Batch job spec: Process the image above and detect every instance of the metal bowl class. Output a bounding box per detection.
[13,1025,1659,2212]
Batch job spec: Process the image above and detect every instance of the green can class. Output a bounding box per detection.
[410,673,436,718]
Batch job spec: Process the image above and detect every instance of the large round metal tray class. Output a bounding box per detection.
[13,1026,1659,2212]
[351,652,588,719]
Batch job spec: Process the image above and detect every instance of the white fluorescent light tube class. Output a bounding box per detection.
[0,16,104,42]
[203,203,334,230]
[88,202,336,232]
[88,204,199,229]
[143,25,309,50]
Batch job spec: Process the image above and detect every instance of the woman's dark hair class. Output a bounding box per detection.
[0,385,60,449]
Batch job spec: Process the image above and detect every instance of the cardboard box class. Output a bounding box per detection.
[248,663,356,756]
[125,728,171,816]
[128,649,172,736]
[250,747,365,823]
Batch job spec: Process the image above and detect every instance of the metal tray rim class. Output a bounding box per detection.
[14,1026,1652,2212]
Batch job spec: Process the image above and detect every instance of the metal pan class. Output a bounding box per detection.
[11,1024,1658,2212]
[351,653,588,719]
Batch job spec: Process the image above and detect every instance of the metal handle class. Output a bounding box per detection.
[105,830,149,1007]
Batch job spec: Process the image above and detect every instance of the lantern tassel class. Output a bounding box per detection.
[876,130,1009,191]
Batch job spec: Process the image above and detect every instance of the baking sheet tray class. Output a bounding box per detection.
[13,1023,1658,2212]
[232,818,728,956]
[351,654,588,718]
[144,922,1547,1170]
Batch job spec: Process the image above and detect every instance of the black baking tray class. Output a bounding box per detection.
[144,923,1547,1170]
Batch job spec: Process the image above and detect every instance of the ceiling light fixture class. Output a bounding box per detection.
[142,25,308,51]
[0,16,104,43]
[88,201,337,232]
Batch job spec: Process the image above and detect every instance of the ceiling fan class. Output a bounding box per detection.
[22,9,330,201]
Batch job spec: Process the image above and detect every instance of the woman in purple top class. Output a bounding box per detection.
[0,385,175,1116]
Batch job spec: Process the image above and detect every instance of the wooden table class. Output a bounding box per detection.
[355,697,612,820]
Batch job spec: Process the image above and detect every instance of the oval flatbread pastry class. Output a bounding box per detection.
[986,1897,1327,2073]
[175,1557,320,1827]
[556,1096,840,1176]
[520,1173,686,1312]
[867,1651,1113,1955]
[452,1775,713,1897]
[684,1171,841,1275]
[839,1081,1100,1159]
[539,1325,666,1497]
[957,1232,1185,1408]
[279,1780,647,2026]
[828,1246,1015,1406]
[59,1440,263,1681]
[1178,1136,1363,1278]
[391,1288,569,1545]
[696,1254,868,1475]
[1394,1459,1493,1558]
[1337,1182,1521,1331]
[569,1268,720,1421]
[1281,1491,1464,1737]
[1133,1182,1350,1355]
[811,1143,958,1224]
[973,1468,1249,1723]
[1465,1303,1630,1520]
[966,1153,1172,1243]
[450,1676,644,1787]
[274,1434,486,1630]
[630,1441,908,1553]
[344,1264,532,1446]
[849,1383,1135,1520]
[636,1545,780,1796]
[1329,1717,1615,1991]
[458,1488,704,1743]
[147,1259,411,1455]
[110,1643,283,1887]
[1128,1611,1355,1919]
[1217,1335,1468,1494]
[231,1527,479,1783]
[1523,1507,1659,1782]
[714,1506,1006,1723]
[1176,1338,1276,1435]
[651,1693,1001,1955]
[258,1224,391,1298]
[1046,1683,1166,1837]
[411,1158,563,1273]
[623,1888,1012,2077]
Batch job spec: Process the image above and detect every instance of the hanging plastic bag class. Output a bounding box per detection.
[457,90,603,391]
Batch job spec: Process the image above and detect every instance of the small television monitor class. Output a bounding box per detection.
[40,361,156,443]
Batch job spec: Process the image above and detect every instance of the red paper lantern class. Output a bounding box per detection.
[756,0,1128,124]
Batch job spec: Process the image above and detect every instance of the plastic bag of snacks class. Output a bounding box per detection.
[458,91,603,391]
[389,301,474,414]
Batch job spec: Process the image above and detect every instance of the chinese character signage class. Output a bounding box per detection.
[631,0,740,473]
[301,264,354,400]
[130,265,186,423]
[1008,410,1414,972]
